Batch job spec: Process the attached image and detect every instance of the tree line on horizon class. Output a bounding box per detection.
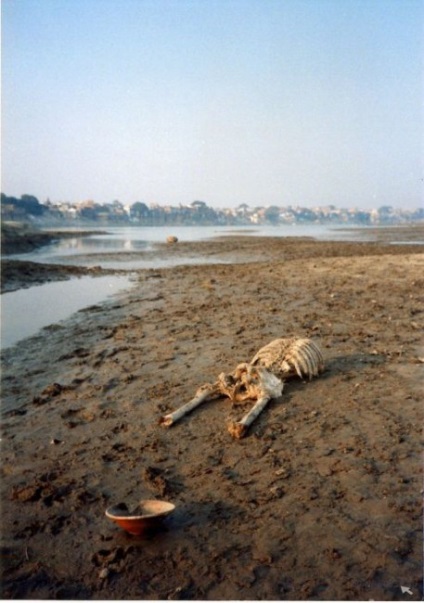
[1,192,422,226]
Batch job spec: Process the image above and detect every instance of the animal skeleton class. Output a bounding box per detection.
[160,337,324,439]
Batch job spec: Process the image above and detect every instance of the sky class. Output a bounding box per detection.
[2,0,423,210]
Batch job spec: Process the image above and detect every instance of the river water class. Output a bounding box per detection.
[0,224,385,349]
[8,223,364,269]
[1,275,131,349]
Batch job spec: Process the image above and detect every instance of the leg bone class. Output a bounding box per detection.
[159,383,219,427]
[228,394,272,439]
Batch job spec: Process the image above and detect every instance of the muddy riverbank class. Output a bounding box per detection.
[1,232,423,600]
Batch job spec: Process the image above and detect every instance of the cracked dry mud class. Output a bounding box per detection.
[1,232,423,600]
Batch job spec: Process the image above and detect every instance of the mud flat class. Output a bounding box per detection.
[0,260,126,293]
[1,222,106,255]
[1,232,423,600]
[1,223,114,292]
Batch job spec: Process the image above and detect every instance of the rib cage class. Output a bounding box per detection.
[160,336,325,438]
[250,337,324,380]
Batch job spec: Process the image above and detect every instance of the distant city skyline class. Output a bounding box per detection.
[2,0,423,211]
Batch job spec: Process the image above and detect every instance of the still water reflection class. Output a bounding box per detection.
[1,275,131,349]
[11,224,359,269]
[1,224,369,349]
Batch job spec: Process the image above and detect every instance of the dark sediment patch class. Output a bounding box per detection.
[1,260,125,293]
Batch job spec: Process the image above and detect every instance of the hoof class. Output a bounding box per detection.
[228,422,247,439]
[158,416,173,427]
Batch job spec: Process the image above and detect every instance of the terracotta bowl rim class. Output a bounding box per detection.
[105,499,176,521]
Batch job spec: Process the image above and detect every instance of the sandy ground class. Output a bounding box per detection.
[1,230,423,600]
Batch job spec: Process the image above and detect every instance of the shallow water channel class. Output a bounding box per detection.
[9,223,366,269]
[3,223,415,349]
[2,225,337,349]
[1,274,131,349]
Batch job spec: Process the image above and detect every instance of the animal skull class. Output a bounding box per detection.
[159,337,324,438]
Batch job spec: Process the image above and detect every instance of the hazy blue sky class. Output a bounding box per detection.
[2,0,423,209]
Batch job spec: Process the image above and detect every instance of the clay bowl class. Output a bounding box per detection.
[105,499,175,535]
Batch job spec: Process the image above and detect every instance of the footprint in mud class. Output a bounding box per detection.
[15,521,45,539]
[42,484,73,508]
[46,514,71,535]
[91,546,127,568]
[99,407,118,420]
[32,382,70,406]
[92,346,130,368]
[58,348,91,361]
[101,442,136,463]
[61,407,96,427]
[91,546,134,581]
[101,378,120,393]
[142,466,169,496]
[11,485,42,503]
[142,466,183,497]
[11,475,75,510]
[0,544,25,572]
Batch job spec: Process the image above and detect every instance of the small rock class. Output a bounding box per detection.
[274,467,291,479]
[98,567,110,580]
[269,486,284,498]
[42,383,64,396]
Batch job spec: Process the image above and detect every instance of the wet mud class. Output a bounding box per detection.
[1,232,423,600]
